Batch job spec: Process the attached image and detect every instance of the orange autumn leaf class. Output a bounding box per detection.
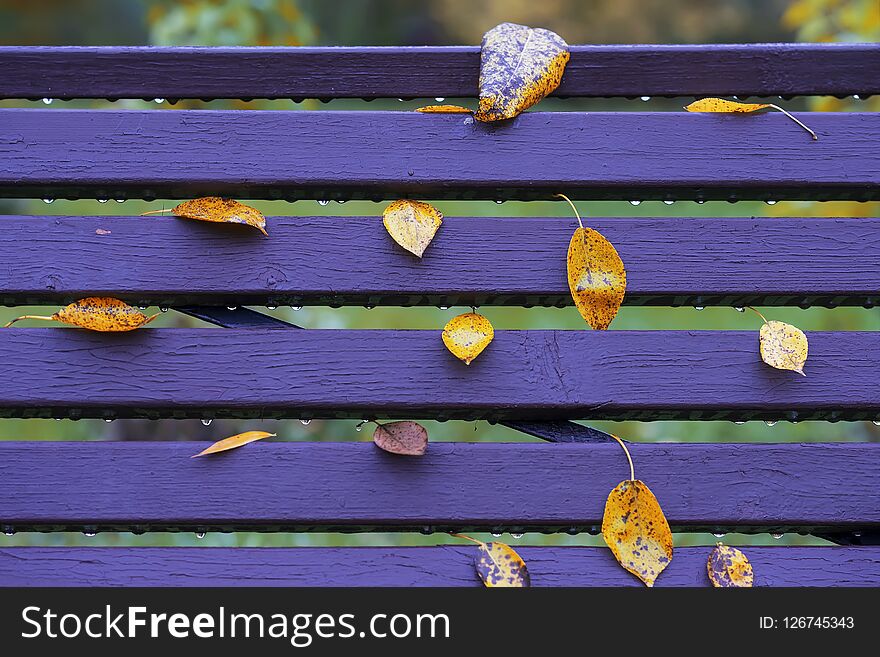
[453,534,530,587]
[192,431,276,458]
[442,312,494,365]
[382,199,443,257]
[707,543,754,588]
[475,22,570,122]
[4,297,159,331]
[685,98,817,140]
[415,105,473,114]
[144,197,268,235]
[373,421,428,456]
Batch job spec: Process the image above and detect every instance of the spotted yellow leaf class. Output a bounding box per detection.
[415,105,473,114]
[144,197,268,235]
[475,22,570,122]
[192,431,276,458]
[4,297,159,331]
[382,199,443,258]
[475,541,530,587]
[707,543,754,588]
[373,421,428,456]
[685,98,817,140]
[759,319,808,376]
[442,312,494,365]
[567,227,626,330]
[602,479,673,587]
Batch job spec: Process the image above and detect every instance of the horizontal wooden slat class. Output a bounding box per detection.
[0,442,876,533]
[0,329,877,421]
[1,110,876,201]
[0,215,877,308]
[0,44,876,99]
[1,546,877,587]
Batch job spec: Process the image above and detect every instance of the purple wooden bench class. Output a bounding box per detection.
[0,44,879,586]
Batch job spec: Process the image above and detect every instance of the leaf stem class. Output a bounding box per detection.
[3,315,56,328]
[610,434,635,481]
[768,105,818,140]
[746,306,768,324]
[449,533,484,546]
[140,209,172,216]
[555,193,584,230]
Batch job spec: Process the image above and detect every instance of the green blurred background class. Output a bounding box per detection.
[0,0,877,552]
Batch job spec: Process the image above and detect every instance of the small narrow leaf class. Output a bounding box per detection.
[760,319,808,376]
[602,479,673,587]
[475,541,531,587]
[382,199,443,257]
[442,312,494,365]
[193,431,276,458]
[415,105,473,114]
[567,227,626,330]
[4,297,159,331]
[145,197,268,235]
[475,22,570,122]
[373,421,428,456]
[685,97,817,140]
[707,544,754,588]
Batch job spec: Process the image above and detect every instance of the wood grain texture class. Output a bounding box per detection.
[1,110,875,201]
[1,546,877,587]
[0,329,878,421]
[1,215,878,308]
[0,44,876,99]
[0,442,877,532]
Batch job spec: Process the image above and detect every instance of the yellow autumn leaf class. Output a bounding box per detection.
[453,534,530,587]
[685,97,817,140]
[760,319,808,376]
[475,22,570,122]
[442,312,494,365]
[415,105,473,114]
[4,297,159,331]
[143,197,268,235]
[707,543,754,588]
[559,194,626,330]
[382,199,443,258]
[192,431,276,458]
[602,479,673,587]
[373,421,428,456]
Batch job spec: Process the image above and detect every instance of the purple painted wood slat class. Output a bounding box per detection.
[0,329,878,421]
[0,215,876,308]
[1,546,877,587]
[1,110,876,201]
[0,442,877,533]
[0,44,876,99]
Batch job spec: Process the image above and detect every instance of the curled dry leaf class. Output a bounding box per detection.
[192,431,276,458]
[759,319,808,376]
[3,297,159,331]
[684,98,817,140]
[707,543,754,588]
[442,312,494,365]
[373,421,428,456]
[602,480,673,587]
[382,199,443,257]
[475,22,570,122]
[475,541,531,587]
[415,105,473,114]
[144,197,268,235]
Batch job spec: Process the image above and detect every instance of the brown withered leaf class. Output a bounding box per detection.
[373,421,428,456]
[475,541,531,587]
[144,197,268,235]
[707,543,754,588]
[415,105,473,114]
[685,98,817,140]
[442,312,494,365]
[382,199,443,257]
[602,479,673,587]
[4,297,159,331]
[192,431,276,458]
[475,22,570,122]
[759,319,808,376]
